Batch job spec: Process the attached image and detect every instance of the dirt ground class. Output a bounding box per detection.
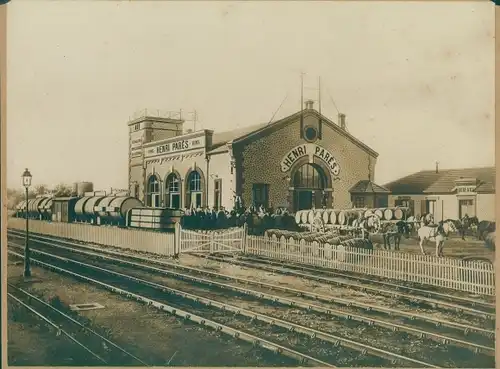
[6,259,298,367]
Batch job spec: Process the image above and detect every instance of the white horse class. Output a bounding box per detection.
[417,220,457,257]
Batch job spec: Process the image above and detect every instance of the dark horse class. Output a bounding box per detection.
[477,220,495,241]
[381,221,411,251]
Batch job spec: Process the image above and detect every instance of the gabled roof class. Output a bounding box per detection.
[349,180,390,194]
[208,109,378,157]
[383,166,495,194]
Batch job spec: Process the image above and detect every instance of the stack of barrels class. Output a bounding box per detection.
[295,206,411,228]
[264,229,355,246]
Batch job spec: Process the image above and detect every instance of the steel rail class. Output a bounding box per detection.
[192,253,495,318]
[18,245,439,368]
[8,241,495,357]
[7,233,494,339]
[7,283,150,366]
[7,293,108,364]
[219,254,496,310]
[7,249,334,368]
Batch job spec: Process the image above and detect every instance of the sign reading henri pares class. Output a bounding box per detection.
[144,136,205,158]
[280,144,340,176]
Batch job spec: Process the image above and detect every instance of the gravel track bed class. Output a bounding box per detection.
[7,298,104,366]
[9,237,494,345]
[178,255,494,328]
[16,249,392,367]
[52,247,495,369]
[8,285,140,366]
[15,244,495,368]
[7,259,298,367]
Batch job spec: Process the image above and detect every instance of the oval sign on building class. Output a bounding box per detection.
[280,143,340,176]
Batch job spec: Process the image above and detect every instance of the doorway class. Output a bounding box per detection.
[292,163,326,211]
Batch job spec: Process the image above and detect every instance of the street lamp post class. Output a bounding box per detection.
[22,168,32,278]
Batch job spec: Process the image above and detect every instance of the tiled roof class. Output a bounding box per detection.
[211,122,269,149]
[349,180,390,194]
[383,166,495,194]
[208,109,378,156]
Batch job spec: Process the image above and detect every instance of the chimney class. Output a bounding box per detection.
[305,99,314,110]
[338,113,346,130]
[435,161,439,174]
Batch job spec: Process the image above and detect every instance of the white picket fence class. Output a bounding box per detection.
[8,218,176,256]
[246,235,496,296]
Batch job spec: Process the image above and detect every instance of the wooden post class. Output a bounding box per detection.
[174,222,181,257]
[242,222,248,254]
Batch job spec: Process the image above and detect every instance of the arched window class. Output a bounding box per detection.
[293,163,325,189]
[165,173,181,209]
[146,175,160,207]
[186,170,203,209]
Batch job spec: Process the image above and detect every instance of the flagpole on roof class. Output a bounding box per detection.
[300,72,305,138]
[318,76,322,139]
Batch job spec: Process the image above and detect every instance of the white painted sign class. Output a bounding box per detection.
[457,186,476,193]
[280,143,340,176]
[144,136,205,158]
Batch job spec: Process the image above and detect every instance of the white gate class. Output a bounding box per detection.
[179,224,247,254]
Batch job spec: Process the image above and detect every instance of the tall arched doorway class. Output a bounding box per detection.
[146,175,160,208]
[186,170,203,209]
[165,173,181,209]
[292,163,327,211]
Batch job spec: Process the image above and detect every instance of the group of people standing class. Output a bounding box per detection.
[180,204,299,235]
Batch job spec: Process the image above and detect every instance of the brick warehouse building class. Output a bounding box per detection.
[128,101,388,212]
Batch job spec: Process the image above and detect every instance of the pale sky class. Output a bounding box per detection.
[7,1,495,191]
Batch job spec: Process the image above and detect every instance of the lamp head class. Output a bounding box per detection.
[22,168,32,188]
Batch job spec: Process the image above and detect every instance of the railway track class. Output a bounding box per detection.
[8,245,446,368]
[8,232,494,338]
[8,248,368,368]
[7,283,149,366]
[194,253,495,318]
[7,235,496,367]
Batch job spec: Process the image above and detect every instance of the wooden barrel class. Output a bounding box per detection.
[330,210,338,225]
[295,211,303,224]
[383,208,394,220]
[307,210,316,224]
[338,210,360,225]
[394,207,409,220]
[301,211,309,224]
[374,208,384,219]
[364,209,374,218]
[322,210,330,224]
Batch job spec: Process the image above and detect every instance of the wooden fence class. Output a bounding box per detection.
[8,218,176,256]
[246,235,496,296]
[7,218,496,296]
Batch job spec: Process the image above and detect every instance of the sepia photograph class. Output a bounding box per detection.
[3,1,496,368]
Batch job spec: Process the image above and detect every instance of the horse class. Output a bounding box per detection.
[477,220,495,241]
[417,220,457,257]
[380,221,411,251]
